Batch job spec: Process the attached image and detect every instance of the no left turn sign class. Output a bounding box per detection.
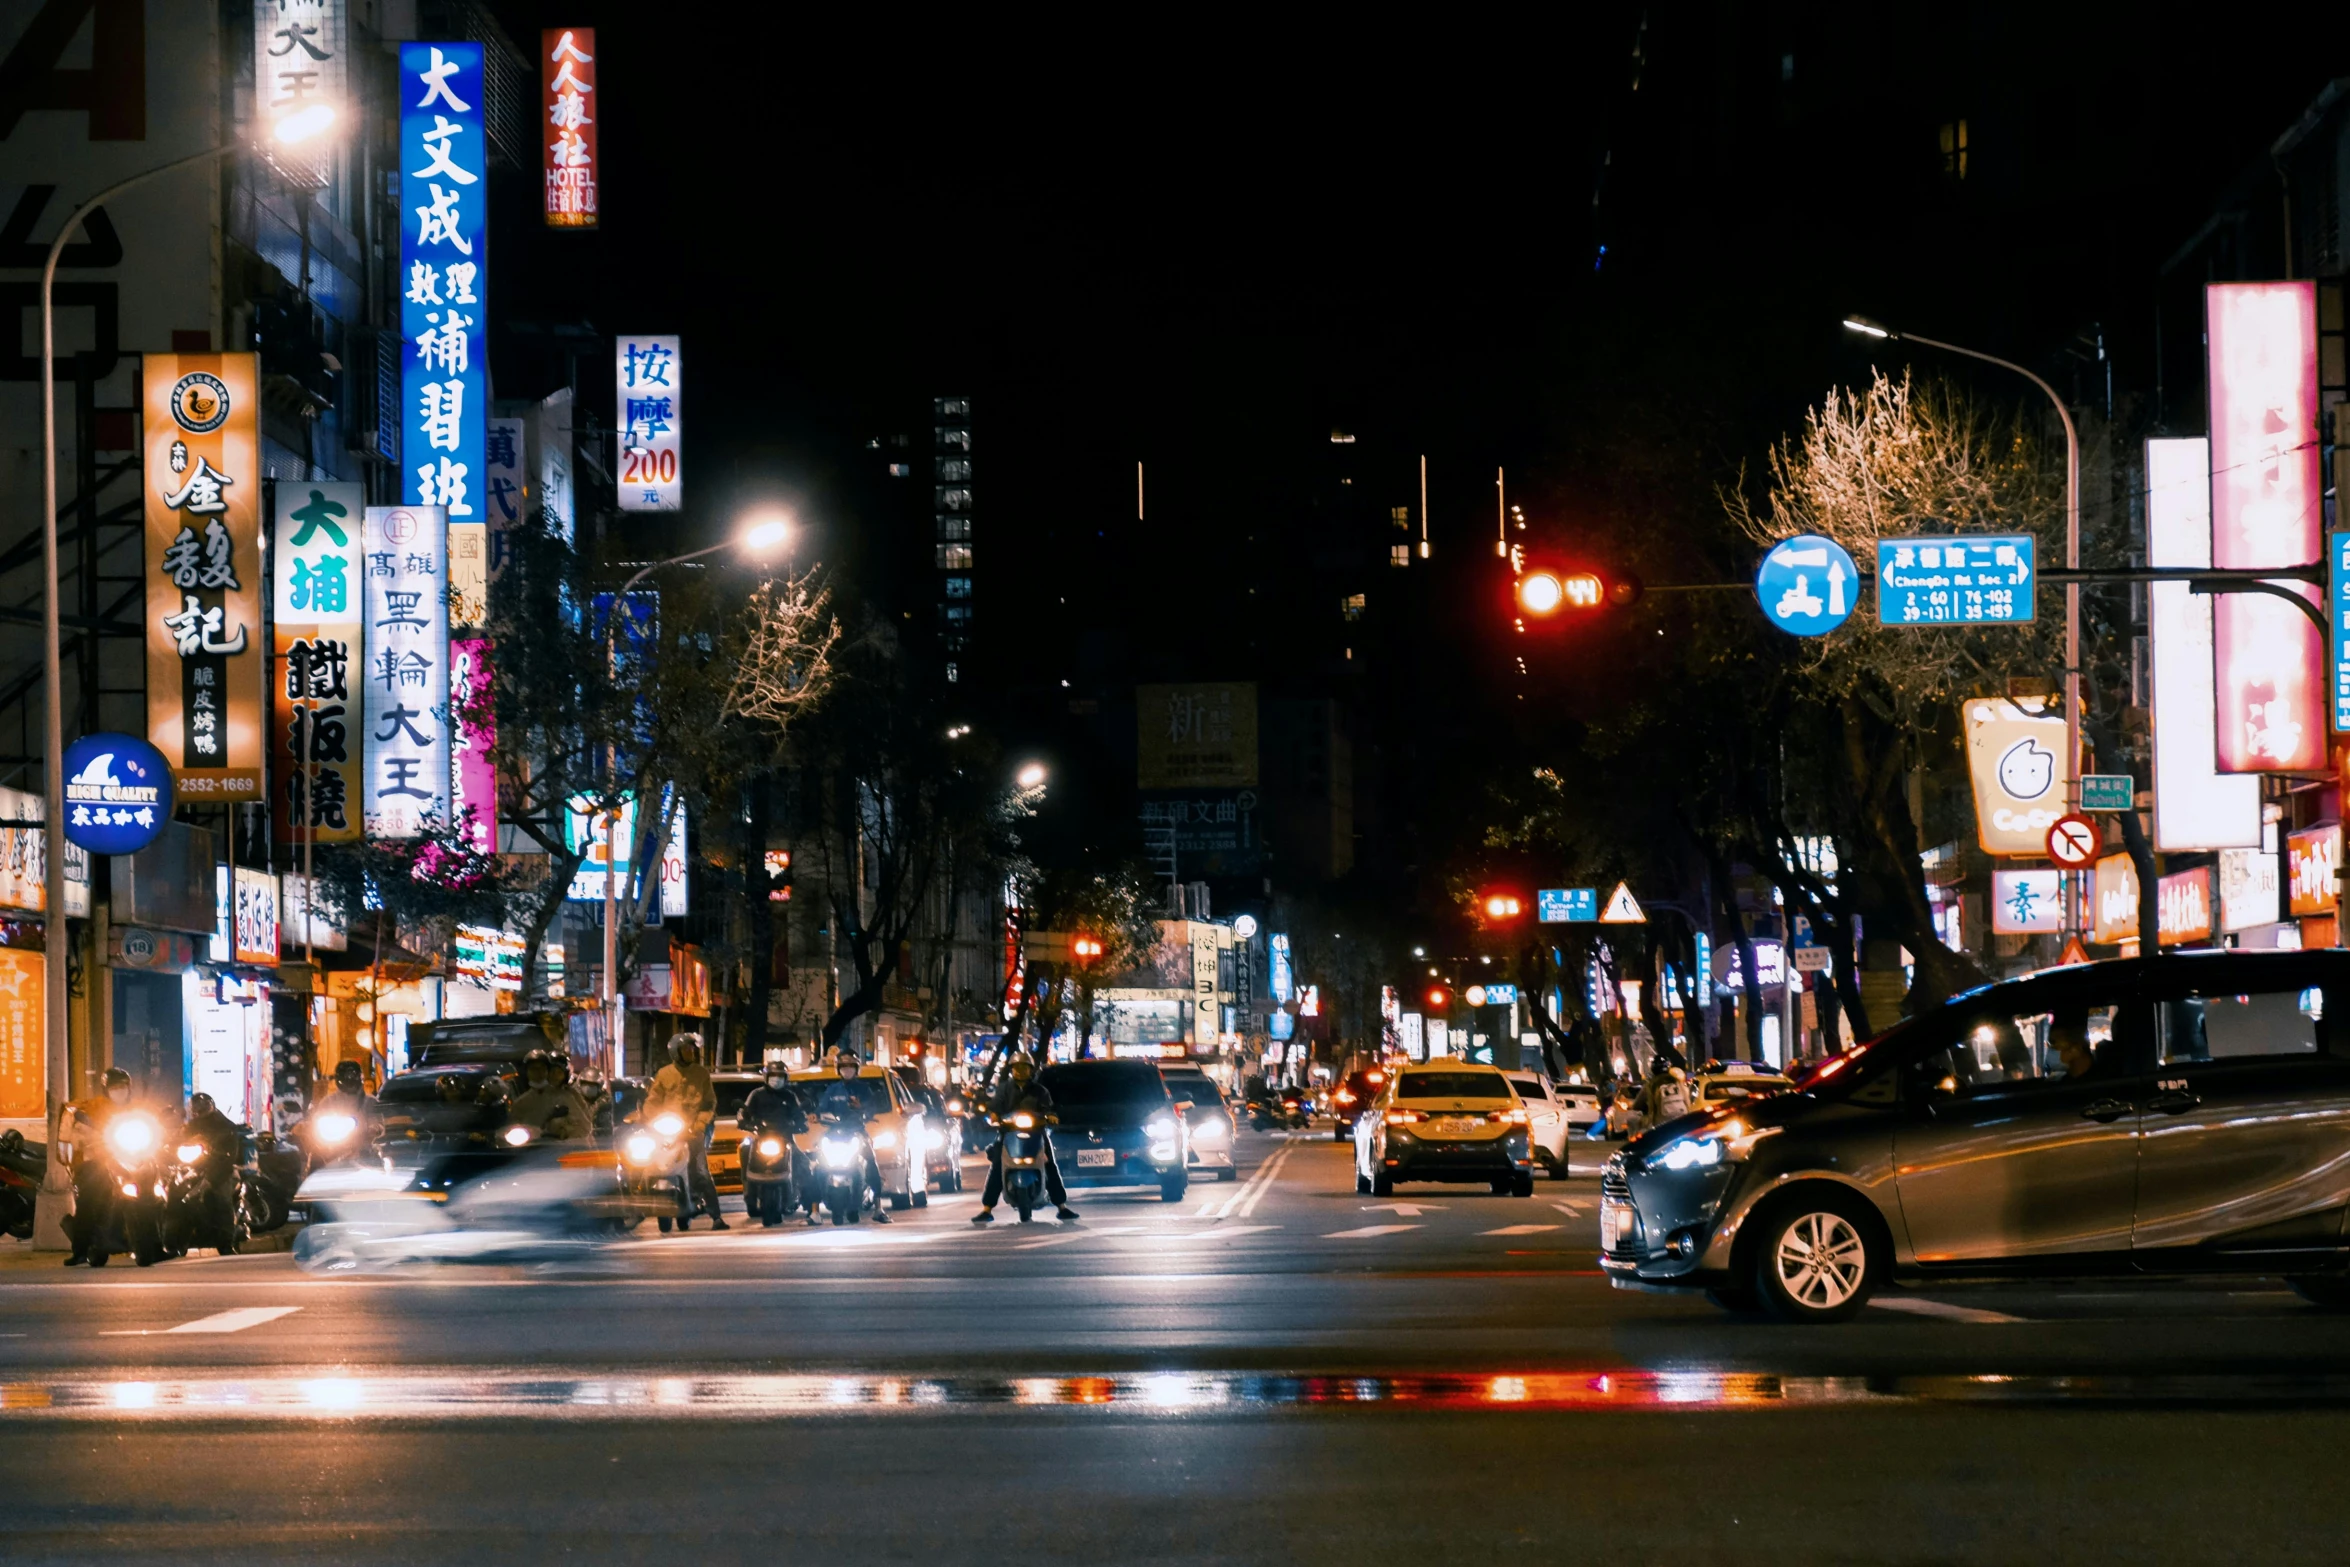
[2046,814,2099,868]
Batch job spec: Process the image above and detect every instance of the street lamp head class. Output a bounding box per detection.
[1842,315,1892,340]
[272,103,337,146]
[737,513,791,555]
[1016,762,1048,791]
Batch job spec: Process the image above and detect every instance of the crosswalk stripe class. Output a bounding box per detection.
[168,1306,301,1335]
[1324,1224,1419,1239]
[1012,1226,1142,1250]
[1482,1224,1561,1236]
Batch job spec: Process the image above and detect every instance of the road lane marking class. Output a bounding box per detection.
[1872,1296,2025,1325]
[1551,1201,1591,1216]
[1482,1224,1561,1236]
[1363,1202,1444,1216]
[1230,1144,1297,1220]
[1324,1224,1420,1239]
[1125,1225,1277,1244]
[1011,1225,1143,1250]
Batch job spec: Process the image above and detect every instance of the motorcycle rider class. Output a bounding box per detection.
[737,1061,810,1212]
[305,1059,382,1162]
[810,1046,890,1224]
[175,1090,245,1246]
[646,1034,726,1230]
[510,1049,596,1141]
[971,1051,1076,1225]
[62,1067,139,1266]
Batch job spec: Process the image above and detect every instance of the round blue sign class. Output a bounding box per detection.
[1754,533,1860,637]
[60,732,173,855]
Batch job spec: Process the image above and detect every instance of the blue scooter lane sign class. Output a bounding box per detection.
[1755,534,1858,637]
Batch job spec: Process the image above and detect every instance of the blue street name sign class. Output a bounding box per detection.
[1480,983,1519,1005]
[2332,533,2350,732]
[1876,534,2035,625]
[1755,533,1859,637]
[1539,888,1597,923]
[2079,774,2135,812]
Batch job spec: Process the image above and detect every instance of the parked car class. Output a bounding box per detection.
[1556,1081,1605,1139]
[1036,1060,1189,1202]
[1601,952,2350,1323]
[1354,1062,1535,1197]
[1160,1065,1239,1182]
[1503,1072,1573,1176]
[410,1014,567,1077]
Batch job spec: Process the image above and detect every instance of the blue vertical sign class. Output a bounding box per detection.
[400,43,486,528]
[2333,533,2350,732]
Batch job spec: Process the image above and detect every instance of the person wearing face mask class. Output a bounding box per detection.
[62,1068,137,1267]
[510,1049,596,1142]
[811,1047,890,1225]
[737,1061,810,1218]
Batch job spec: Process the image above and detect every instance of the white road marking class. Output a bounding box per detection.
[1231,1144,1297,1220]
[1551,1201,1591,1216]
[1324,1224,1420,1239]
[1363,1202,1444,1217]
[1013,1226,1142,1250]
[1126,1225,1277,1244]
[169,1306,302,1334]
[1482,1224,1561,1236]
[1871,1296,2025,1325]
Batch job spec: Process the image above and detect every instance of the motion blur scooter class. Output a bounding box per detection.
[291,1124,629,1272]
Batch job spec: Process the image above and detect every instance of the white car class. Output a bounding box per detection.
[790,1066,929,1210]
[1503,1073,1575,1176]
[1556,1082,1604,1136]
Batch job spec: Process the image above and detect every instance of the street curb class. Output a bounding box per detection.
[0,1225,300,1268]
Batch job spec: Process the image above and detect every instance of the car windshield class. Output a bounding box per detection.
[795,1075,895,1115]
[1038,1065,1167,1107]
[1397,1072,1511,1101]
[1164,1078,1223,1108]
[712,1079,759,1116]
[1788,1017,1923,1093]
[1505,1077,1548,1100]
[379,1069,498,1104]
[1705,1078,1791,1098]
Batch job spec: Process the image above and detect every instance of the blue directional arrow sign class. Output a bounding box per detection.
[1755,534,1858,636]
[1876,534,2034,625]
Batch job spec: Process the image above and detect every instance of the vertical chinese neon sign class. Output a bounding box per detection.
[400,42,485,529]
[271,481,365,844]
[615,335,682,512]
[542,28,598,227]
[362,506,450,839]
[2206,281,2323,773]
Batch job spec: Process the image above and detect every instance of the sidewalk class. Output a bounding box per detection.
[0,1227,298,1270]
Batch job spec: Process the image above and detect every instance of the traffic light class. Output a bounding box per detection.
[1425,984,1452,1011]
[762,848,793,903]
[1072,934,1105,966]
[1481,891,1524,921]
[1513,565,1643,624]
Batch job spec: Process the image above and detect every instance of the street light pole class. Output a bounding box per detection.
[597,521,791,1080]
[34,144,237,1223]
[1844,318,2082,804]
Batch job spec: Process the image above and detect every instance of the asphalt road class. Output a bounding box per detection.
[2,1128,2346,1565]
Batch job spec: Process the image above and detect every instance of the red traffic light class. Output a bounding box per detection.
[1514,568,1642,619]
[1481,892,1524,921]
[1072,935,1105,962]
[1425,985,1452,1011]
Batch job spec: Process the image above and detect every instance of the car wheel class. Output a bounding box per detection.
[1371,1172,1393,1197]
[1332,1125,1347,1142]
[912,1190,929,1208]
[1510,1174,1535,1198]
[1752,1200,1877,1324]
[1160,1173,1188,1203]
[2290,1275,2350,1311]
[890,1191,912,1212]
[1355,1168,1372,1195]
[1217,1167,1237,1182]
[1489,1178,1512,1195]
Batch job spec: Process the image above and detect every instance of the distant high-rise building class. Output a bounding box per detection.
[934,397,973,681]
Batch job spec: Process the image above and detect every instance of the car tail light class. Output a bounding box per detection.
[1494,1108,1529,1125]
[1384,1110,1423,1125]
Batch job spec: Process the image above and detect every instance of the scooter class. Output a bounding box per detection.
[0,1128,43,1240]
[812,1124,874,1225]
[162,1134,249,1256]
[737,1114,798,1227]
[291,1133,628,1273]
[620,1111,694,1232]
[89,1109,173,1267]
[997,1110,1055,1224]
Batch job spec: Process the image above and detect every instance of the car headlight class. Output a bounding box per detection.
[1646,1120,1777,1172]
[105,1115,157,1157]
[176,1143,205,1164]
[312,1113,357,1145]
[652,1113,685,1138]
[873,1129,899,1151]
[624,1132,657,1164]
[1193,1119,1229,1147]
[922,1129,945,1150]
[757,1137,784,1158]
[501,1124,533,1147]
[1145,1116,1176,1139]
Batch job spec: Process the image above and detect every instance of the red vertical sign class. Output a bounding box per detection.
[2208,281,2324,773]
[542,29,598,228]
[0,946,42,1119]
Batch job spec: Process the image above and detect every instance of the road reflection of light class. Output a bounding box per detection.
[1014,1378,1059,1406]
[1655,1372,1719,1405]
[654,1378,693,1406]
[112,1381,157,1410]
[912,1380,948,1405]
[303,1378,364,1411]
[1142,1374,1194,1408]
[828,1377,862,1406]
[1066,1377,1115,1405]
[874,1379,905,1405]
[1487,1377,1528,1404]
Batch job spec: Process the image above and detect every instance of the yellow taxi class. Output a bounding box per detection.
[1352,1060,1535,1197]
[790,1064,930,1211]
[705,1073,766,1193]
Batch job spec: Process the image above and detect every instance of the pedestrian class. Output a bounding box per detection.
[647,1034,725,1229]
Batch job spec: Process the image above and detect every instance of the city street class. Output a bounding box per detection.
[3,1129,2346,1565]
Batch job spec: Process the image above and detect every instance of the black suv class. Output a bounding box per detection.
[1036,1061,1189,1202]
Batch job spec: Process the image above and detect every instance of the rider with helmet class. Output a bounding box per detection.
[176,1090,245,1241]
[738,1060,811,1210]
[646,1034,725,1229]
[810,1047,890,1225]
[971,1052,1076,1225]
[61,1067,138,1266]
[510,1048,596,1141]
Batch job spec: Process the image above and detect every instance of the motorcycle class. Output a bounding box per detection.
[162,1132,251,1255]
[996,1110,1055,1224]
[292,1132,628,1272]
[0,1128,43,1240]
[620,1111,694,1232]
[812,1122,874,1225]
[90,1109,173,1267]
[737,1115,798,1228]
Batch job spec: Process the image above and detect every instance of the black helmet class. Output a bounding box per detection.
[333,1059,363,1085]
[436,1072,467,1101]
[522,1048,552,1081]
[674,1034,703,1064]
[548,1053,573,1084]
[102,1067,132,1089]
[189,1091,216,1117]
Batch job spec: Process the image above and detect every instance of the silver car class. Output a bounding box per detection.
[1600,952,2350,1322]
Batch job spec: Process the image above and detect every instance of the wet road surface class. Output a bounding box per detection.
[2,1131,2345,1564]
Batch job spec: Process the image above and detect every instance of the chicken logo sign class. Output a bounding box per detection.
[59,732,173,855]
[1964,698,2072,858]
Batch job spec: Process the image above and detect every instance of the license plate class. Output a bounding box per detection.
[1076,1148,1116,1168]
[1437,1119,1479,1136]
